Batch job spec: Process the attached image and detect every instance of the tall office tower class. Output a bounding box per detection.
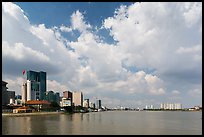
[63,91,72,104]
[73,91,83,106]
[26,70,46,101]
[96,99,102,109]
[21,82,27,103]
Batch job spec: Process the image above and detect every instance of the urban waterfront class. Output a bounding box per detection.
[2,111,202,135]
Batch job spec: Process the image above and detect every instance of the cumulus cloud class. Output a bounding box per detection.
[59,25,72,32]
[3,41,50,62]
[171,90,180,95]
[47,80,69,94]
[4,77,25,94]
[182,2,202,27]
[71,10,92,32]
[176,45,201,54]
[188,88,202,98]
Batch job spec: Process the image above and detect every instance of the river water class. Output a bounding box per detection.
[2,111,202,135]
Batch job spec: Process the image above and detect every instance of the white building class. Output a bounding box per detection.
[83,99,89,108]
[160,103,182,110]
[60,98,72,107]
[73,91,83,106]
[21,82,27,103]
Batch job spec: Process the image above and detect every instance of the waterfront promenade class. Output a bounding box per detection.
[2,111,64,117]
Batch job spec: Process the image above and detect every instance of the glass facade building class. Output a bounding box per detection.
[45,91,60,105]
[27,70,46,100]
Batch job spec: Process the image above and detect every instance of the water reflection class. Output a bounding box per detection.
[2,111,202,135]
[58,114,73,135]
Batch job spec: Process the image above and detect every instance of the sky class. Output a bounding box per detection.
[2,2,202,109]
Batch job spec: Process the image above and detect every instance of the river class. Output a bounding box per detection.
[2,111,202,135]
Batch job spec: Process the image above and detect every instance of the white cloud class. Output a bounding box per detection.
[171,90,180,95]
[188,88,202,98]
[71,10,92,32]
[3,41,50,62]
[47,80,69,94]
[59,25,72,32]
[176,45,201,54]
[2,2,29,28]
[2,2,80,78]
[182,2,202,27]
[4,77,25,95]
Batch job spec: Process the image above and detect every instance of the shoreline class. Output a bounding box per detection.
[2,111,65,117]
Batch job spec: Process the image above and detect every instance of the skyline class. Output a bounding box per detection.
[2,2,202,108]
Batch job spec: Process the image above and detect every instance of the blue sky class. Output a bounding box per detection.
[15,2,134,44]
[2,2,202,108]
[15,2,133,27]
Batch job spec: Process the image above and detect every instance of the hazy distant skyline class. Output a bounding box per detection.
[2,2,202,108]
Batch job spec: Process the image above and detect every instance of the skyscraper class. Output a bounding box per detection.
[21,82,27,103]
[96,99,102,109]
[73,91,83,106]
[63,91,72,104]
[22,70,46,101]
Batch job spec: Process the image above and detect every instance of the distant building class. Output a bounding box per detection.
[2,81,9,106]
[15,95,22,105]
[21,82,27,103]
[61,98,72,107]
[63,91,72,104]
[2,81,16,106]
[174,103,182,109]
[55,92,60,105]
[26,100,51,111]
[150,105,154,109]
[83,99,89,108]
[160,103,182,110]
[45,91,60,105]
[15,95,22,100]
[73,91,83,106]
[90,102,95,109]
[96,99,102,109]
[7,91,15,104]
[22,70,46,101]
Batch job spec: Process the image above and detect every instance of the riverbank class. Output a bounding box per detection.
[2,111,64,117]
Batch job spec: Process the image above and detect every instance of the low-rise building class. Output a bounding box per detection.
[61,98,72,107]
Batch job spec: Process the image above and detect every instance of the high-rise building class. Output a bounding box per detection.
[83,99,89,108]
[22,70,46,101]
[55,92,60,105]
[7,91,15,104]
[73,91,83,106]
[63,91,72,104]
[2,81,9,106]
[21,82,27,103]
[45,91,60,105]
[96,99,102,109]
[2,81,16,106]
